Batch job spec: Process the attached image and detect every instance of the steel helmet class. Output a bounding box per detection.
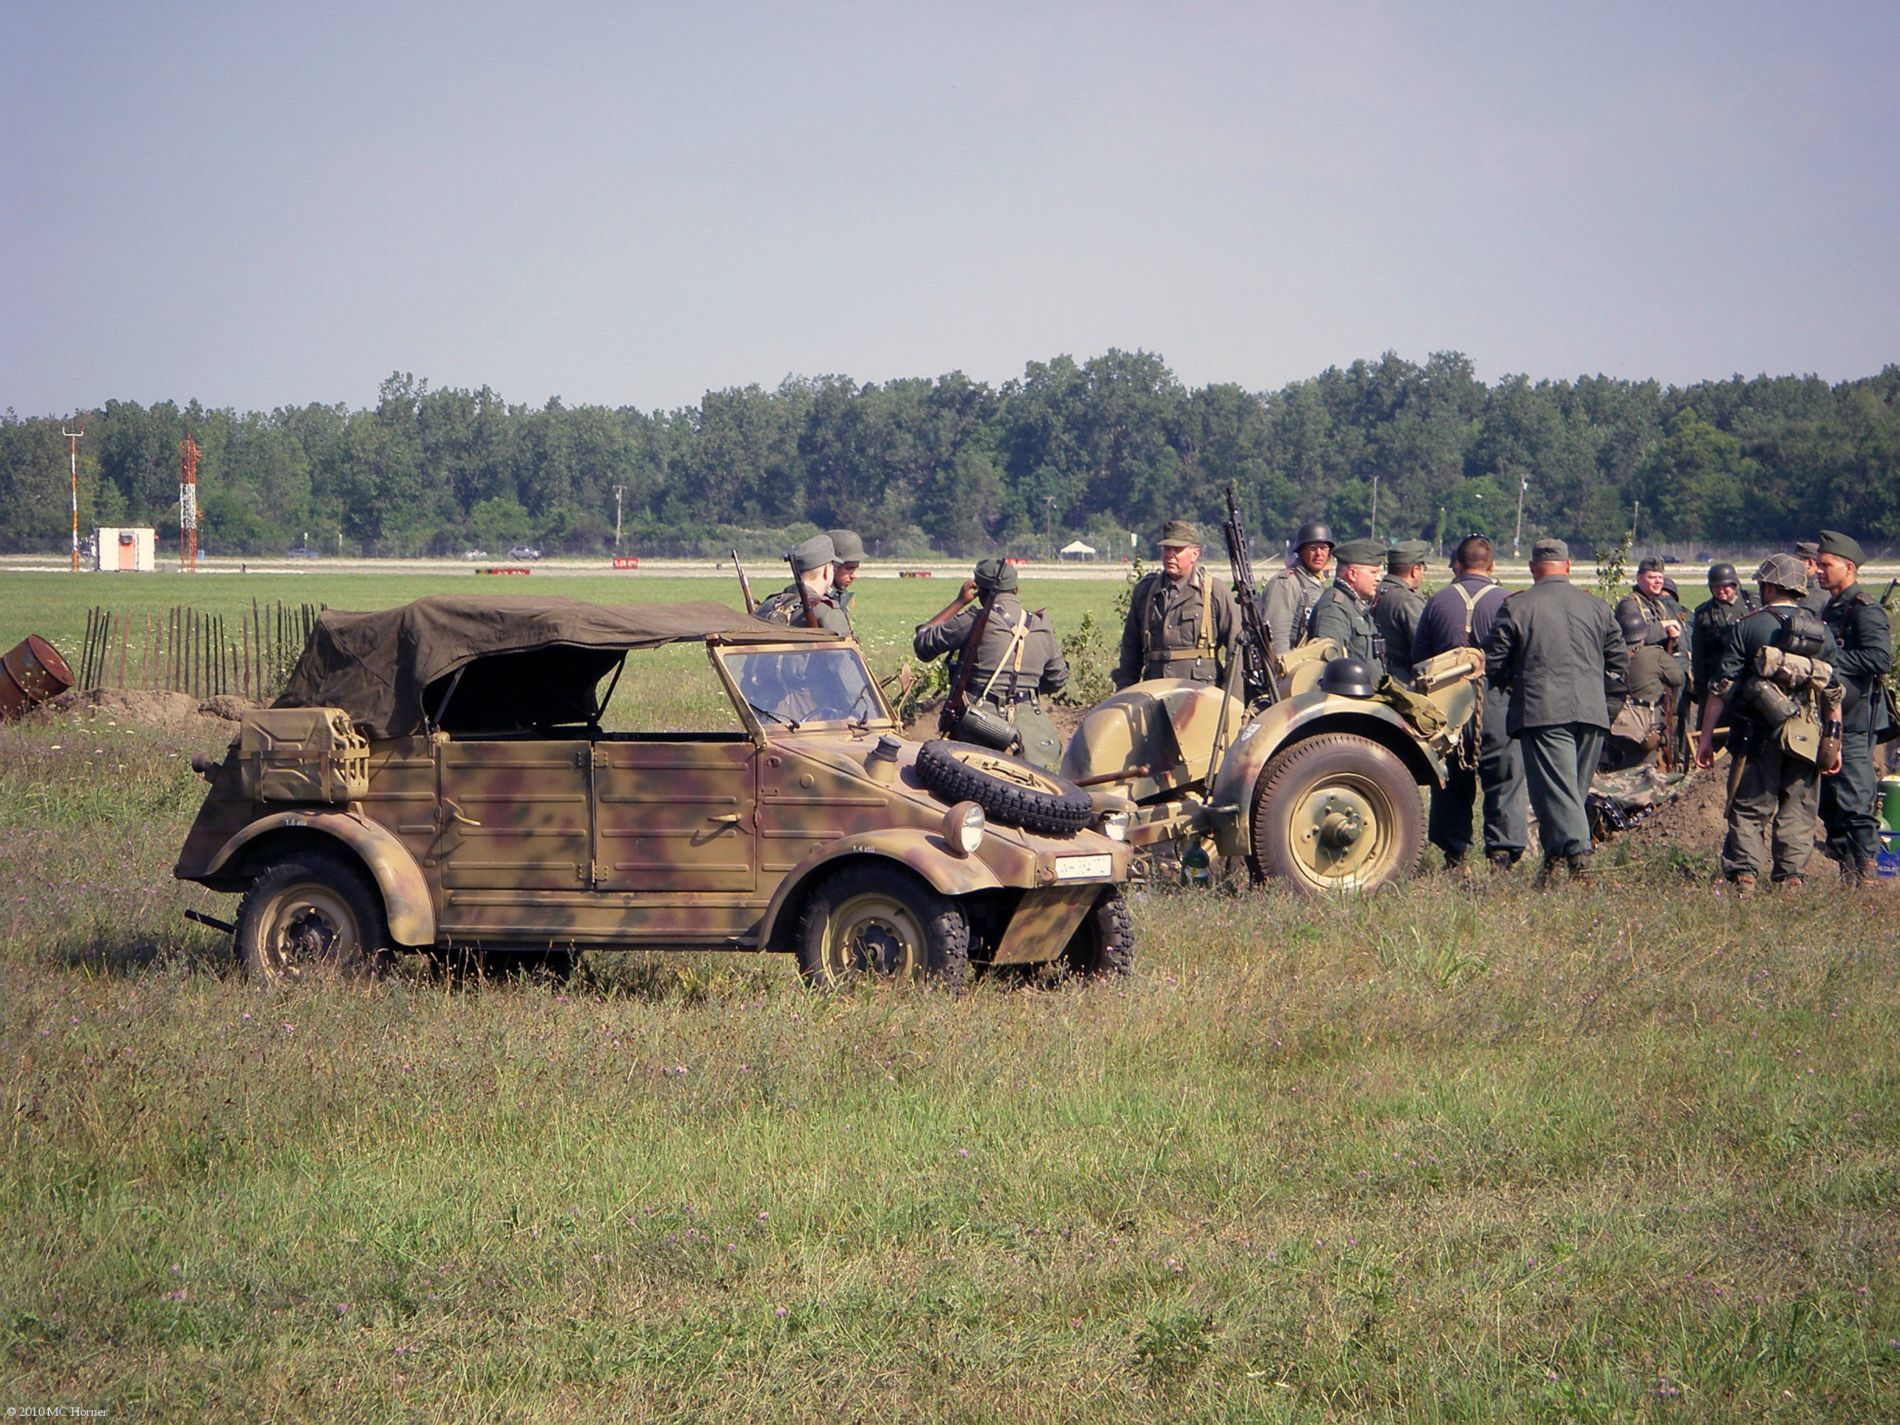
[1707,562,1740,588]
[1293,521,1335,550]
[1615,604,1649,647]
[1317,656,1377,698]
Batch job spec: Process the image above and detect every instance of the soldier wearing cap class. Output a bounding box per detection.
[1694,553,1842,891]
[1794,540,1830,617]
[915,558,1068,769]
[1114,519,1241,689]
[1306,538,1388,683]
[754,534,852,635]
[1262,520,1334,653]
[1690,562,1757,729]
[1373,539,1431,686]
[1482,537,1627,886]
[825,528,865,632]
[1813,529,1895,883]
[1414,534,1527,872]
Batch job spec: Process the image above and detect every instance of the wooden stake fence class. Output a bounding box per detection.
[76,601,319,700]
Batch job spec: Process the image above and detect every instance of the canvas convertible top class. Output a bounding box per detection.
[276,595,833,738]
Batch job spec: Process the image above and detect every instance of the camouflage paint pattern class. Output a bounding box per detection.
[1061,645,1485,862]
[175,635,1131,964]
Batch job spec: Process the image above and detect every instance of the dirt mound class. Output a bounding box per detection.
[35,687,256,732]
[1618,761,1731,849]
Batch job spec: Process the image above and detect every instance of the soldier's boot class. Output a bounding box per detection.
[1533,854,1563,890]
[1441,852,1466,875]
[1839,857,1867,888]
[1731,872,1758,896]
[1565,852,1593,885]
[1487,851,1515,875]
[1776,875,1804,891]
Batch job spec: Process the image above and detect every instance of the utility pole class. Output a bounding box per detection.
[613,485,626,549]
[61,423,83,571]
[1631,498,1640,548]
[179,433,201,572]
[1368,474,1379,538]
[1512,472,1528,560]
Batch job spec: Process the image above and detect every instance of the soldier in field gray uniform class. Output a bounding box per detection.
[1114,519,1241,689]
[1813,529,1895,883]
[825,528,865,633]
[915,558,1069,770]
[1483,537,1629,886]
[1261,520,1334,653]
[754,535,852,636]
[1306,538,1388,683]
[1373,539,1430,686]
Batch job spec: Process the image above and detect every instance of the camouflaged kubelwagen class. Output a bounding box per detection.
[174,596,1136,986]
[1061,638,1485,893]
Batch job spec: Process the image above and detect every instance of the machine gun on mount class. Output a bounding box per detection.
[1222,482,1280,707]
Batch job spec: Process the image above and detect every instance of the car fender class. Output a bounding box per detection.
[760,828,1006,948]
[202,810,435,948]
[1211,696,1447,829]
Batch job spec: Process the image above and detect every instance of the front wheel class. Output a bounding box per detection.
[1248,733,1423,893]
[234,850,389,983]
[796,865,970,990]
[1061,887,1136,978]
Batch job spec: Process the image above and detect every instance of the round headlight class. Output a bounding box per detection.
[943,800,985,857]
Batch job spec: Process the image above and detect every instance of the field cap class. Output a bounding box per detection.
[1816,529,1865,565]
[786,534,835,575]
[1530,537,1570,563]
[1333,538,1384,567]
[1755,553,1808,591]
[1793,539,1820,560]
[826,528,865,563]
[1158,519,1200,548]
[1386,539,1431,570]
[1637,556,1667,575]
[973,557,1018,593]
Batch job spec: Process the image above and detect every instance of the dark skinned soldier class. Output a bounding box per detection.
[1813,530,1895,884]
[1114,519,1241,689]
[1373,539,1430,686]
[1306,538,1388,682]
[1695,554,1842,892]
[1483,537,1628,886]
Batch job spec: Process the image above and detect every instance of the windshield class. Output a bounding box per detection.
[725,647,890,729]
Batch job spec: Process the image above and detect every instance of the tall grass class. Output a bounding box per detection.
[1,571,1896,1421]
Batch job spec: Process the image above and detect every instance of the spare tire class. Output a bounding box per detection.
[915,739,1093,837]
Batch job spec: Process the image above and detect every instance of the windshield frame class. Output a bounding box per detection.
[711,641,896,737]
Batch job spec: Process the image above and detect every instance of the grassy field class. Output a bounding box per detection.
[2,569,1897,1422]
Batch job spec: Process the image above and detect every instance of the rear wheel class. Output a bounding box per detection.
[796,865,970,990]
[1061,887,1135,978]
[1248,733,1423,893]
[235,850,388,983]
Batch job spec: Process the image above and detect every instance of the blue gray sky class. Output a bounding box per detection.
[4,1,1896,418]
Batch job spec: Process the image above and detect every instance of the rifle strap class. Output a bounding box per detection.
[945,605,992,716]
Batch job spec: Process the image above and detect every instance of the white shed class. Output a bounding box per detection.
[93,527,156,572]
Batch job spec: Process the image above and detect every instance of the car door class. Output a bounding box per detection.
[433,739,595,942]
[589,738,760,905]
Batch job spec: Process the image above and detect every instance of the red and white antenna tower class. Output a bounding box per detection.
[179,432,200,572]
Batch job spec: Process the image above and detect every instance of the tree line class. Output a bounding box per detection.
[2,351,1895,561]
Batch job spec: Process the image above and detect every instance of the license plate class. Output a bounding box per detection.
[1054,854,1113,881]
